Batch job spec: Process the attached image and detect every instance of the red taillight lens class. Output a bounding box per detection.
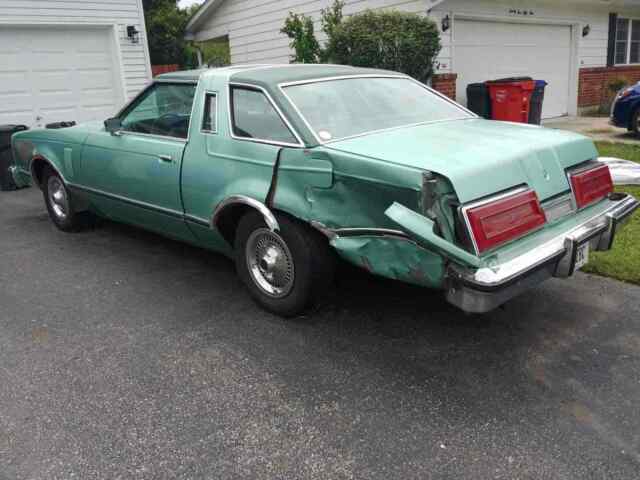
[465,189,547,254]
[569,164,613,209]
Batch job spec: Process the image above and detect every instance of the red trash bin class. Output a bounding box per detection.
[486,79,535,123]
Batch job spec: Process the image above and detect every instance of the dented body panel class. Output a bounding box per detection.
[8,65,637,312]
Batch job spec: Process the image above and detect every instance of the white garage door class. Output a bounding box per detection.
[0,26,123,127]
[454,20,572,119]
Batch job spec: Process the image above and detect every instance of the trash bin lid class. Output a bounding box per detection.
[535,80,548,87]
[486,76,533,84]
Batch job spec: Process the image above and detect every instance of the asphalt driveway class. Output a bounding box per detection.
[1,187,640,479]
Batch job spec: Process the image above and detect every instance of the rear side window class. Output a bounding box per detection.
[202,93,217,133]
[230,86,297,145]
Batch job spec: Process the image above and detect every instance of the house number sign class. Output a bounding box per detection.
[508,9,535,16]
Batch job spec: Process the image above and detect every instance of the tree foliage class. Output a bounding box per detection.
[280,12,321,63]
[143,0,198,65]
[281,1,442,83]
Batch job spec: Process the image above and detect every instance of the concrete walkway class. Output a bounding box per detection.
[543,116,639,144]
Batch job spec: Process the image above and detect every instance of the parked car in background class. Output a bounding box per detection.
[611,82,640,136]
[8,65,639,317]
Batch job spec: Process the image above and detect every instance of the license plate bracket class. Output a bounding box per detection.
[573,242,590,273]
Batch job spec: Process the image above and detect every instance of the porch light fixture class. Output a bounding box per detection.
[442,15,451,32]
[127,25,140,44]
[582,24,591,37]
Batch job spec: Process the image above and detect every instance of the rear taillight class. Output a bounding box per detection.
[569,164,613,209]
[463,189,547,254]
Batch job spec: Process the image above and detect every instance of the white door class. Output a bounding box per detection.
[0,26,123,127]
[454,19,572,119]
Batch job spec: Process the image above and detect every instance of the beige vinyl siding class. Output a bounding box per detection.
[0,0,151,99]
[191,0,429,64]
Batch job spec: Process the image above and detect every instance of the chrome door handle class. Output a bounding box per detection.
[158,154,173,163]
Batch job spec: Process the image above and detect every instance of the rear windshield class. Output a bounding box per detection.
[282,77,472,142]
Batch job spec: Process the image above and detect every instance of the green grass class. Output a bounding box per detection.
[580,142,640,284]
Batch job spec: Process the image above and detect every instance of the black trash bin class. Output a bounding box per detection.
[0,125,29,191]
[466,83,492,119]
[528,80,548,125]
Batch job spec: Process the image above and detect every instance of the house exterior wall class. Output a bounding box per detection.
[0,0,152,100]
[431,73,457,99]
[579,66,640,109]
[430,0,640,112]
[189,0,640,112]
[188,0,429,64]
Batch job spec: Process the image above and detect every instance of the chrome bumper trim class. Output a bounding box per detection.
[446,193,639,313]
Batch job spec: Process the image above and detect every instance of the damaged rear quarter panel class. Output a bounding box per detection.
[272,147,423,229]
[272,147,448,287]
[331,235,446,288]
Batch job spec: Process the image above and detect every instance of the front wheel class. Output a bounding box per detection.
[42,165,92,232]
[234,211,335,317]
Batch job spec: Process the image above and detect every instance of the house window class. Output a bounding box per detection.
[615,17,640,64]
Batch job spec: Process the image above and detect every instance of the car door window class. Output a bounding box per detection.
[231,86,298,144]
[120,83,197,139]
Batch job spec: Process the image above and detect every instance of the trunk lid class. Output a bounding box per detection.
[326,118,598,204]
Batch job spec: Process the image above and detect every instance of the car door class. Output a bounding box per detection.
[79,82,197,241]
[180,83,305,249]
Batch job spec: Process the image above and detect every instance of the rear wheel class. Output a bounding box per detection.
[42,165,92,232]
[234,211,335,317]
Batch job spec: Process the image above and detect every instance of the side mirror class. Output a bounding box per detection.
[104,117,122,135]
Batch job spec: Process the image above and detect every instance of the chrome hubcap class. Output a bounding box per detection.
[246,228,294,298]
[47,176,68,221]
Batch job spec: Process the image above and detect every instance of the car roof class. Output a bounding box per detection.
[155,64,403,85]
[155,64,409,147]
[228,64,400,86]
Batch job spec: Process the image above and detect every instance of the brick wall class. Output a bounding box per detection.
[431,73,457,100]
[151,64,180,77]
[579,66,640,108]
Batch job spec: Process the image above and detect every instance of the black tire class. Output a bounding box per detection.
[234,211,335,317]
[631,108,640,136]
[41,165,93,232]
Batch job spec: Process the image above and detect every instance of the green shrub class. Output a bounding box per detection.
[327,10,441,83]
[281,12,321,63]
[281,2,441,83]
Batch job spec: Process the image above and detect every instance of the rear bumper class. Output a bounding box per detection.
[445,193,639,313]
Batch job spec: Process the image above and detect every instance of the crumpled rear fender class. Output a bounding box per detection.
[331,234,446,288]
[384,202,482,268]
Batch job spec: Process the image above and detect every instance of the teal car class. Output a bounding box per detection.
[9,65,639,316]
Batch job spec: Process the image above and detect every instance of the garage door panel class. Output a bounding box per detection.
[77,53,113,70]
[0,26,122,127]
[454,20,572,119]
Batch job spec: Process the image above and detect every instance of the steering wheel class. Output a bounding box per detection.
[156,112,182,126]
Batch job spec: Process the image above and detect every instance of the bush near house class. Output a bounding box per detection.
[281,1,441,84]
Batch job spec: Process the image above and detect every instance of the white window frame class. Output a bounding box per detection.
[201,91,218,135]
[615,16,640,66]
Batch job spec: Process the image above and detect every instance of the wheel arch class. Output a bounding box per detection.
[30,154,66,189]
[211,195,280,246]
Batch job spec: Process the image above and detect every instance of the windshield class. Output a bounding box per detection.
[282,77,472,142]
